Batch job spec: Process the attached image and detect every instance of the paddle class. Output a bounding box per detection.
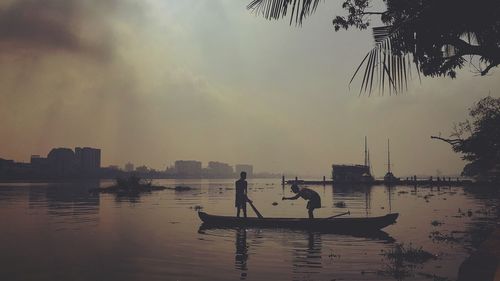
[246,197,264,219]
[324,210,350,220]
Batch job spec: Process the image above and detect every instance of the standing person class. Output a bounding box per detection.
[282,184,321,218]
[235,171,248,218]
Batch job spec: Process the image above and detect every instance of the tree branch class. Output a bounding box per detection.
[481,61,499,76]
[431,136,462,146]
[360,12,385,15]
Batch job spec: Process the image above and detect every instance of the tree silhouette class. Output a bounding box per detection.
[432,96,500,182]
[247,0,500,94]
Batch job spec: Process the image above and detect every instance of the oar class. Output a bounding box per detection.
[247,197,264,219]
[324,211,350,220]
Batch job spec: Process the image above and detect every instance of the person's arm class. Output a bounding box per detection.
[244,182,252,203]
[282,193,301,200]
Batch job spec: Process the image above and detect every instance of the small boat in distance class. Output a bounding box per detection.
[384,139,400,184]
[198,212,399,234]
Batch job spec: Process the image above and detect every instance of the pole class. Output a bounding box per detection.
[247,198,264,219]
[324,211,350,220]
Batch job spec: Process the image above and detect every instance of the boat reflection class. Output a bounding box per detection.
[199,223,394,242]
[198,225,395,281]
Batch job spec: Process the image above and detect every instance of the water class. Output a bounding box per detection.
[0,179,498,281]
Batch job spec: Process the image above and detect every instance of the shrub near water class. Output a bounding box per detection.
[382,243,436,264]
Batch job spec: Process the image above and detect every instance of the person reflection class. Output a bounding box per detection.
[292,231,322,279]
[306,232,322,268]
[235,227,248,279]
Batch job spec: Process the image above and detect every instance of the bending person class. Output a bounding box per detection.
[282,184,321,218]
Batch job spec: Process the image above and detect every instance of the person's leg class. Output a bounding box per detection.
[242,204,247,218]
[308,208,314,219]
[237,206,241,217]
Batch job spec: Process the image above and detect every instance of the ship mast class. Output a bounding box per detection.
[387,139,391,173]
[368,149,373,175]
[364,136,368,167]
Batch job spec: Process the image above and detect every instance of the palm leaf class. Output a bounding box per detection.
[247,0,322,25]
[349,25,417,95]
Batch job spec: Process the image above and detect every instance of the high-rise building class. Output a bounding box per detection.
[175,160,202,178]
[235,164,253,177]
[75,147,101,172]
[30,155,47,167]
[47,148,76,175]
[206,161,233,178]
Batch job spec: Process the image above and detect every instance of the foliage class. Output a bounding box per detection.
[433,96,500,181]
[247,0,500,94]
[115,175,151,191]
[378,243,435,279]
[382,243,435,264]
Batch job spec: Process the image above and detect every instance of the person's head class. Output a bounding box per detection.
[240,171,247,180]
[291,184,300,193]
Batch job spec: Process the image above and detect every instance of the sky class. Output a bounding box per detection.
[0,0,499,177]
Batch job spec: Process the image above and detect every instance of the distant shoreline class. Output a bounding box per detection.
[0,176,282,184]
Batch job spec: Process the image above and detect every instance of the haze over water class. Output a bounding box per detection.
[0,179,497,281]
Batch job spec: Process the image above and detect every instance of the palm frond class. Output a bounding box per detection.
[350,26,417,95]
[247,0,322,25]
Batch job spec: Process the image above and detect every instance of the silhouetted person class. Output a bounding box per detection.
[235,171,248,218]
[282,184,321,218]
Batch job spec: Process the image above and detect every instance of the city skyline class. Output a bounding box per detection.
[0,142,464,178]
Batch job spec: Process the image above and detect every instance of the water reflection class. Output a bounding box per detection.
[0,179,498,281]
[198,224,396,281]
[331,184,374,216]
[26,182,100,227]
[292,232,322,280]
[235,228,249,279]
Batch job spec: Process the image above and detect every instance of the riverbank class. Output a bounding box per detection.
[457,226,500,281]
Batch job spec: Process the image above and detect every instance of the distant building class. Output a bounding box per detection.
[0,158,15,171]
[107,165,120,171]
[332,164,373,183]
[30,155,48,176]
[205,161,233,178]
[47,148,77,176]
[165,165,176,177]
[135,165,149,173]
[235,164,253,178]
[175,160,202,178]
[124,162,134,172]
[75,147,101,172]
[30,155,48,167]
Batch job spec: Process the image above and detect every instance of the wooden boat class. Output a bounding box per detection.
[198,212,399,233]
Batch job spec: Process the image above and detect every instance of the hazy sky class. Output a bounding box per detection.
[0,0,499,177]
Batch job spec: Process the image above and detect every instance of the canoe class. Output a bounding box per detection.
[198,211,399,233]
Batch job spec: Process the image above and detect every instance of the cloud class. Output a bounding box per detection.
[0,0,137,59]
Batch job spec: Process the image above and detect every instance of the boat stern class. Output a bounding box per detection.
[198,211,208,222]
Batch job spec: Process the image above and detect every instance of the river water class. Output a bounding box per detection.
[0,179,498,281]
